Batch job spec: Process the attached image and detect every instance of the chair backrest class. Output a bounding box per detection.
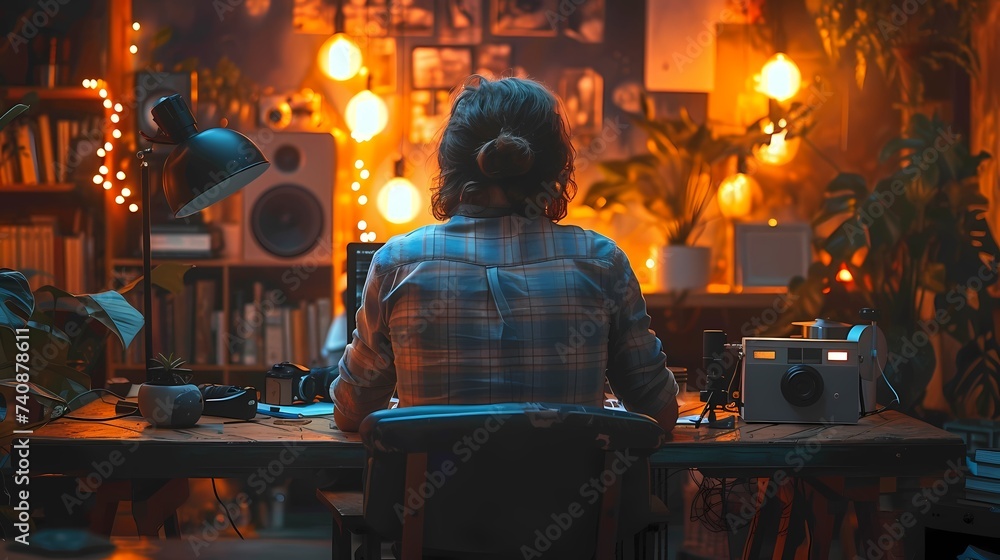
[360,402,665,559]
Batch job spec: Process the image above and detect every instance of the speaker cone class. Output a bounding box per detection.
[250,184,324,258]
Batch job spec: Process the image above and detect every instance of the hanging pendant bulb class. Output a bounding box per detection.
[377,159,421,224]
[717,173,760,219]
[756,53,801,102]
[345,87,389,142]
[319,33,363,81]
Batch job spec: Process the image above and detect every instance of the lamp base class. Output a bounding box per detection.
[137,383,204,428]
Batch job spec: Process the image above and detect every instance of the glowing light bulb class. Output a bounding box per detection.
[121,187,132,197]
[82,79,90,88]
[97,148,106,157]
[115,195,125,204]
[345,90,389,142]
[377,177,421,224]
[358,195,368,205]
[768,218,778,227]
[357,220,368,230]
[129,203,139,212]
[103,99,113,109]
[368,232,377,241]
[355,160,364,169]
[132,22,140,31]
[114,103,123,112]
[645,258,656,269]
[103,181,112,190]
[319,33,363,81]
[351,181,361,191]
[753,121,799,166]
[116,171,126,180]
[92,175,103,184]
[717,173,760,219]
[757,53,801,102]
[129,45,138,54]
[105,142,114,151]
[110,114,120,123]
[112,129,122,138]
[836,266,854,283]
[360,169,370,179]
[99,165,109,174]
[99,88,108,98]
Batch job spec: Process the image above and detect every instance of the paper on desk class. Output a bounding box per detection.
[256,402,334,418]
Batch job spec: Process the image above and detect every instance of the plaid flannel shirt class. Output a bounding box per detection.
[333,208,678,427]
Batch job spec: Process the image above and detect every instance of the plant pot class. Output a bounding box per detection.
[658,245,710,292]
[138,383,204,428]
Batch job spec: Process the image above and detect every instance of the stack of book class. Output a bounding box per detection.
[0,115,102,185]
[965,448,1000,506]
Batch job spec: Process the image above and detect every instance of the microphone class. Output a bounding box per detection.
[703,330,728,382]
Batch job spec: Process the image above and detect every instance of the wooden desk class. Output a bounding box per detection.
[4,537,329,560]
[20,399,963,478]
[12,399,965,559]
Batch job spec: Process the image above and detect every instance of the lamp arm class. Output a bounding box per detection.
[137,148,157,383]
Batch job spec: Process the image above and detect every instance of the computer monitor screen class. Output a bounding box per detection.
[345,242,385,345]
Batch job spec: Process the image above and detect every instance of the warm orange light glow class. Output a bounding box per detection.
[757,53,801,102]
[377,177,421,224]
[717,173,759,218]
[767,218,778,227]
[754,121,800,165]
[319,33,363,81]
[345,90,389,142]
[836,266,854,283]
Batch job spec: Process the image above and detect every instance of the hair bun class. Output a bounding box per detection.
[476,132,534,178]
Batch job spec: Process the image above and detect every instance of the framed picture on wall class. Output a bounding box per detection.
[475,43,512,79]
[412,46,473,90]
[491,0,558,36]
[558,68,603,134]
[563,0,604,43]
[368,37,397,94]
[342,0,388,37]
[383,0,435,36]
[438,0,483,44]
[409,89,452,145]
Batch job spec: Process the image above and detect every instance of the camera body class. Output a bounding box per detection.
[741,337,860,424]
[263,362,324,406]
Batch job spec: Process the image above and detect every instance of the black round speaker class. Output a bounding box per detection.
[249,184,324,258]
[780,365,824,407]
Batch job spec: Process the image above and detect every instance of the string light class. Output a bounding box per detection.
[129,45,138,55]
[104,142,113,151]
[103,99,112,109]
[116,171,126,180]
[129,203,139,212]
[115,195,125,204]
[351,181,361,191]
[121,187,132,197]
[132,22,140,31]
[92,175,103,184]
[358,195,368,205]
[114,103,123,112]
[359,169,370,179]
[97,148,106,157]
[357,220,367,230]
[99,88,107,98]
[367,232,377,241]
[103,181,112,190]
[112,129,122,138]
[355,160,365,169]
[99,165,109,174]
[110,114,120,123]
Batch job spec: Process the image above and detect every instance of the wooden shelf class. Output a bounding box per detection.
[1,86,103,101]
[0,183,78,193]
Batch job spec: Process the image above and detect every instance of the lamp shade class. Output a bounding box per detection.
[163,128,271,217]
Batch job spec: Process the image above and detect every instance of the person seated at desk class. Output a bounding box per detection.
[332,75,679,432]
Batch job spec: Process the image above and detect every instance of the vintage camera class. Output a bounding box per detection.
[740,309,887,425]
[263,362,326,406]
[259,89,324,131]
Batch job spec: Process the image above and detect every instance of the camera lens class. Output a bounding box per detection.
[298,375,317,403]
[780,365,824,407]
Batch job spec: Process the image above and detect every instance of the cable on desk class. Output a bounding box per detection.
[211,478,245,540]
[61,411,139,421]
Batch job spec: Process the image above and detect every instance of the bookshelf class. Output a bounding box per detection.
[107,259,335,391]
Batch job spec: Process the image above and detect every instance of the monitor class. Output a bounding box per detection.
[345,242,385,345]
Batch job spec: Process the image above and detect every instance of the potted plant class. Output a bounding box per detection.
[772,113,998,418]
[582,99,764,292]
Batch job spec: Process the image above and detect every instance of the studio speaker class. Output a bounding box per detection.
[242,131,335,263]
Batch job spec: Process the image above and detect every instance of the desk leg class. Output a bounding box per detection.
[131,479,190,537]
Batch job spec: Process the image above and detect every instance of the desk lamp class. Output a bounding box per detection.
[136,94,270,428]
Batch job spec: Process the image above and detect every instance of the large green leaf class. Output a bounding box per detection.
[0,269,33,331]
[82,291,144,350]
[118,262,194,295]
[0,104,29,132]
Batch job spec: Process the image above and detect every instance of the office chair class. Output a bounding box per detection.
[319,402,666,560]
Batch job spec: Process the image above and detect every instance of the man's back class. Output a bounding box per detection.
[333,210,677,428]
